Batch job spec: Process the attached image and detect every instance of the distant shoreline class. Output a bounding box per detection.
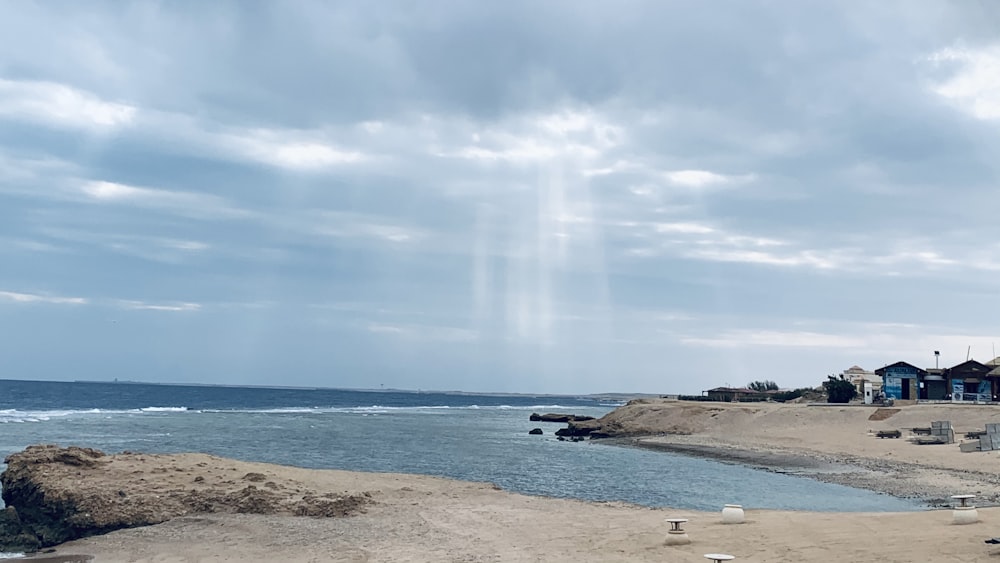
[1,377,654,402]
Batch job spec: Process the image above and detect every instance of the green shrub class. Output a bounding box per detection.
[823,375,858,403]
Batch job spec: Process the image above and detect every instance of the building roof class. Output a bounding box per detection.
[947,359,991,374]
[705,387,763,394]
[874,361,927,376]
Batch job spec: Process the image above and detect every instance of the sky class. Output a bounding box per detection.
[2,1,1000,395]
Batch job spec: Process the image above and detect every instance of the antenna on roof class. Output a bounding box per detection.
[967,345,971,362]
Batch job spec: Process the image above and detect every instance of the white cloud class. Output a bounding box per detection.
[231,132,366,170]
[664,169,734,188]
[438,109,622,164]
[78,180,251,219]
[682,329,866,349]
[927,45,1000,120]
[654,222,716,235]
[367,322,478,342]
[0,290,87,305]
[0,151,78,187]
[0,237,65,254]
[81,180,150,200]
[0,79,136,130]
[684,247,840,269]
[307,211,427,244]
[584,160,637,177]
[38,228,211,264]
[118,300,201,312]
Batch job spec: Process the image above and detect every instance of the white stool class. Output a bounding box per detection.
[704,554,735,562]
[721,504,745,524]
[664,518,690,546]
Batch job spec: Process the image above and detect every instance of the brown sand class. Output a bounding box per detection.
[30,401,1000,562]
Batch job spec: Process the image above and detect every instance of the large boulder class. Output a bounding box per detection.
[0,445,373,552]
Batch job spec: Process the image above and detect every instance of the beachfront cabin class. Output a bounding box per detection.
[704,387,767,402]
[875,362,924,402]
[946,360,993,403]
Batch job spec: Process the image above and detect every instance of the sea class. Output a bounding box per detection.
[0,379,921,526]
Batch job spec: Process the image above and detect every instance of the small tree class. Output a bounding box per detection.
[747,380,779,392]
[823,375,857,403]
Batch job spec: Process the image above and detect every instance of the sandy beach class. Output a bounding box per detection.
[13,400,1000,562]
[601,400,1000,505]
[40,468,1000,563]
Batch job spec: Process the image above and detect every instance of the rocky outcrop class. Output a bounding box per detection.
[0,445,373,552]
[554,418,603,437]
[528,428,543,435]
[528,413,595,423]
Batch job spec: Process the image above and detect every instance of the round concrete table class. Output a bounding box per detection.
[665,518,688,532]
[952,494,975,507]
[704,554,735,562]
[664,517,691,546]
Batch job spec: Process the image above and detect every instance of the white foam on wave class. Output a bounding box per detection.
[0,406,191,423]
[0,552,25,559]
[0,403,599,423]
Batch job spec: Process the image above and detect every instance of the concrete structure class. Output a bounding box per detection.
[842,365,881,402]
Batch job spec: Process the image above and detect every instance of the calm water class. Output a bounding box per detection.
[0,380,922,515]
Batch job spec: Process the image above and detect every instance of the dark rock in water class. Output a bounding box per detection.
[554,418,603,438]
[529,413,596,423]
[528,428,543,435]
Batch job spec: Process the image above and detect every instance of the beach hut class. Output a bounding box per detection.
[704,387,766,402]
[875,362,924,403]
[946,360,993,403]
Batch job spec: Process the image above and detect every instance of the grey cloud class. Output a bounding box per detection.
[2,1,1000,392]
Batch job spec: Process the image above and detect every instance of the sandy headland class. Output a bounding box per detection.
[6,400,1000,561]
[593,399,1000,505]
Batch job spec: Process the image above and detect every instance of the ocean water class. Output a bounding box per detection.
[0,380,922,517]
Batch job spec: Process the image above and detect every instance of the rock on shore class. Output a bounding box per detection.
[0,445,373,552]
[528,413,596,423]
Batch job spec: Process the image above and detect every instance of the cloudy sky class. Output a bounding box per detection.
[2,1,1000,394]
